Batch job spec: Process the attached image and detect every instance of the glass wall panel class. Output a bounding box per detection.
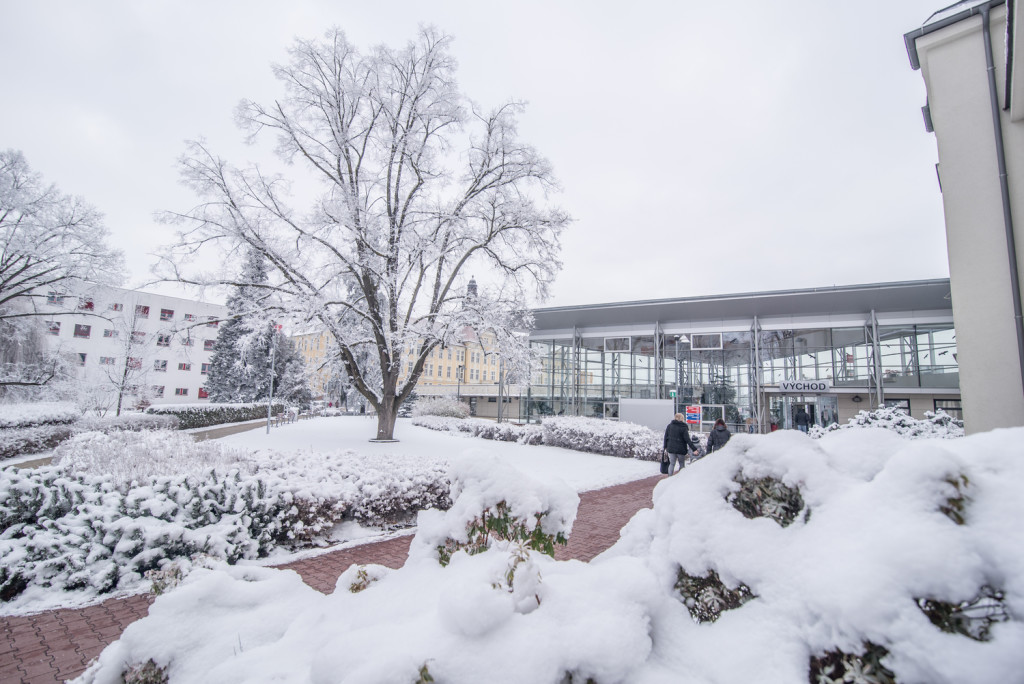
[831,327,872,388]
[917,325,959,389]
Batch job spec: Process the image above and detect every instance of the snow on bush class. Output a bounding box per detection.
[145,402,285,430]
[72,428,1024,684]
[0,430,449,612]
[0,402,80,429]
[412,415,544,445]
[809,405,964,440]
[0,412,180,461]
[411,396,471,419]
[541,416,662,460]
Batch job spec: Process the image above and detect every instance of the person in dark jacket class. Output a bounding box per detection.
[706,418,731,454]
[794,406,811,433]
[663,413,693,475]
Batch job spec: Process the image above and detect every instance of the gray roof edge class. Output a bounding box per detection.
[905,0,1006,69]
[533,278,951,316]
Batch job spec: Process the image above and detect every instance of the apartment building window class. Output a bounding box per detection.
[204,340,215,351]
[447,366,451,378]
[160,308,174,321]
[407,362,414,373]
[198,388,209,399]
[47,321,61,335]
[178,363,191,371]
[201,363,210,375]
[46,292,66,306]
[152,386,165,398]
[78,298,94,311]
[127,357,141,370]
[181,336,194,347]
[883,398,910,414]
[154,360,168,372]
[73,324,91,339]
[206,316,218,327]
[77,353,87,366]
[109,302,123,312]
[103,329,119,338]
[447,349,452,360]
[184,313,196,321]
[99,356,116,365]
[131,331,146,343]
[157,334,171,347]
[934,399,963,420]
[490,370,495,381]
[135,305,150,318]
[174,388,188,396]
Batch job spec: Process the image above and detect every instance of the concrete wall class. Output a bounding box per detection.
[916,5,1024,432]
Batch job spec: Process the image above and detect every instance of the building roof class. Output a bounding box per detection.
[530,279,952,334]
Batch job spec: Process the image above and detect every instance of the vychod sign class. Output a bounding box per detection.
[779,380,832,393]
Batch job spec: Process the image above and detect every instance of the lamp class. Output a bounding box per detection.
[851,395,863,403]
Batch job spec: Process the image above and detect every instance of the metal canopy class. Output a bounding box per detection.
[531,280,953,335]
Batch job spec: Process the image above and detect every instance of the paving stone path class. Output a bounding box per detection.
[1,475,661,683]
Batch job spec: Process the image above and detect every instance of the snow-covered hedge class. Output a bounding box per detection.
[411,396,471,419]
[541,416,662,460]
[0,430,449,612]
[0,402,80,429]
[73,428,1024,684]
[0,413,180,461]
[145,402,285,430]
[809,405,965,440]
[412,416,544,445]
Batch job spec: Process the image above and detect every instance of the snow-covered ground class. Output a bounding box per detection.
[220,416,658,492]
[73,426,1024,684]
[0,417,657,616]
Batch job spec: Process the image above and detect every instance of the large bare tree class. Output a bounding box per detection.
[0,149,125,391]
[160,28,569,440]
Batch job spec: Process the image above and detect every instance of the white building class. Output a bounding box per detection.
[905,0,1024,433]
[39,284,228,410]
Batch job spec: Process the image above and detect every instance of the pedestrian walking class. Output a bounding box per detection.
[794,406,811,433]
[663,413,694,475]
[706,418,732,454]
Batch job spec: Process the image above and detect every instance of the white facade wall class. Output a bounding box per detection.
[913,3,1024,432]
[40,284,228,408]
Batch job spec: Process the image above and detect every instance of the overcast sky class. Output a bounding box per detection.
[2,1,951,308]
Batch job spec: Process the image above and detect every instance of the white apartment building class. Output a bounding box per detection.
[40,284,228,409]
[905,0,1024,433]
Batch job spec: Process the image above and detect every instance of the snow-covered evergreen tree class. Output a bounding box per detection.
[206,249,310,405]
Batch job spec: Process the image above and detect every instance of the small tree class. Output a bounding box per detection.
[160,28,569,440]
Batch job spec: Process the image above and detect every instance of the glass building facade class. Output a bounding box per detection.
[522,280,961,431]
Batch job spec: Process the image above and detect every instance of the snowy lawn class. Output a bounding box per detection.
[74,426,1024,684]
[220,416,659,493]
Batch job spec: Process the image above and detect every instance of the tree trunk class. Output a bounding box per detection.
[375,398,398,440]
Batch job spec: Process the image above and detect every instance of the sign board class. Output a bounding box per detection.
[685,405,701,424]
[779,380,832,393]
[669,390,677,398]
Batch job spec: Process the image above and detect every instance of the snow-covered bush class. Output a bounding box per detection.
[411,396,471,419]
[76,413,180,433]
[0,424,77,461]
[541,416,662,460]
[0,430,449,611]
[0,412,181,461]
[72,428,1024,684]
[809,405,964,440]
[0,402,80,429]
[145,402,284,429]
[412,415,544,445]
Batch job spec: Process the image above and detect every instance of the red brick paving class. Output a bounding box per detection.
[0,475,662,683]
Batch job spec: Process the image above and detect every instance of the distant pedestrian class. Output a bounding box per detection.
[663,413,694,475]
[706,418,732,454]
[745,416,755,434]
[794,406,811,433]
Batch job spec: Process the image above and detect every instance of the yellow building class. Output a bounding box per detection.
[292,329,333,399]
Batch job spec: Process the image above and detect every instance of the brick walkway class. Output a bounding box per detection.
[0,475,661,683]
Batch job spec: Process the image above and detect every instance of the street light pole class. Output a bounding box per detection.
[266,323,281,434]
